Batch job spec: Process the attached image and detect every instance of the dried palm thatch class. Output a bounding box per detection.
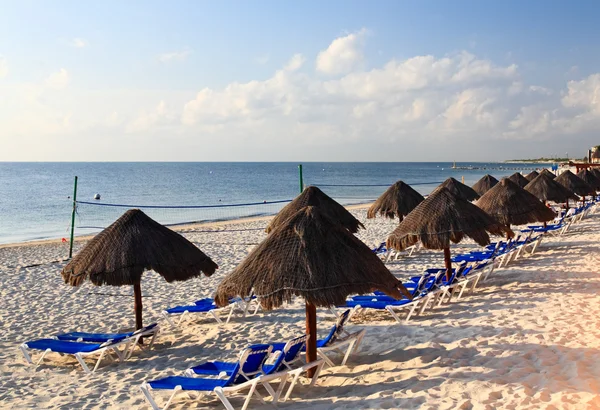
[266,186,364,234]
[216,205,410,310]
[386,187,511,251]
[539,168,556,179]
[525,170,539,182]
[508,172,529,188]
[577,169,600,191]
[589,168,600,181]
[555,170,594,197]
[62,209,218,329]
[524,173,577,203]
[63,209,217,286]
[472,174,499,196]
[437,177,480,201]
[367,181,424,221]
[475,178,556,226]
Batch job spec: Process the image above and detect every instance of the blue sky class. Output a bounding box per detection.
[1,0,599,161]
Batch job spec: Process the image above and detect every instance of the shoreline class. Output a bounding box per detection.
[0,202,374,249]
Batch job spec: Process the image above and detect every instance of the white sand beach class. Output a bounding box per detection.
[2,207,600,409]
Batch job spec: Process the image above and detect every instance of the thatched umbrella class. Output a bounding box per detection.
[525,170,539,182]
[589,167,600,181]
[62,209,218,330]
[386,187,512,281]
[266,186,364,234]
[524,173,576,204]
[475,178,556,230]
[367,181,424,222]
[472,174,499,196]
[508,172,529,188]
[539,168,556,179]
[577,169,600,192]
[437,177,480,201]
[555,170,594,198]
[215,205,410,373]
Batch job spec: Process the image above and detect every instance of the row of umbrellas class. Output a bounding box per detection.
[60,167,600,368]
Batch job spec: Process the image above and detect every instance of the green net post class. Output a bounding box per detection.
[298,164,304,193]
[69,176,78,258]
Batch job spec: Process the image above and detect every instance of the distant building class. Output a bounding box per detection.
[593,146,600,163]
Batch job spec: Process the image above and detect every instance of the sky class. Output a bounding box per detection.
[1,0,600,162]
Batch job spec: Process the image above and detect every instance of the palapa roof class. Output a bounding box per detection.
[266,186,364,234]
[555,170,594,197]
[475,178,556,226]
[62,209,218,287]
[472,174,499,196]
[539,168,556,179]
[508,172,529,188]
[589,168,600,180]
[386,187,512,251]
[525,170,539,182]
[215,206,410,310]
[367,181,424,220]
[577,169,600,191]
[524,173,577,203]
[437,177,480,201]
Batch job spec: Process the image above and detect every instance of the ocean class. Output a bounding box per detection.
[0,162,543,245]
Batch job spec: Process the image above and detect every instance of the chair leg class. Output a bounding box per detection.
[162,311,178,328]
[20,345,33,364]
[75,353,92,374]
[405,300,420,322]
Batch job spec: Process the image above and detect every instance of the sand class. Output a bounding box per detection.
[2,208,600,409]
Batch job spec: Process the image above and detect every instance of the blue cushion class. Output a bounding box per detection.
[165,304,217,314]
[148,376,229,391]
[25,339,104,354]
[56,332,130,343]
[189,361,237,376]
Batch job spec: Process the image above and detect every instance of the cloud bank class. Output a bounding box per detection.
[1,30,600,161]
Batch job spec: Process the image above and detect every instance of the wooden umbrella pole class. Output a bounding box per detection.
[305,301,317,377]
[134,282,143,332]
[443,247,452,281]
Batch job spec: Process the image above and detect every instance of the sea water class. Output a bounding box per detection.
[0,162,542,244]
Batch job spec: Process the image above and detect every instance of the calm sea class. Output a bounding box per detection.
[0,162,543,244]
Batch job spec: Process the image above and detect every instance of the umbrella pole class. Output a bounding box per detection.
[443,247,452,281]
[305,301,317,377]
[134,282,143,331]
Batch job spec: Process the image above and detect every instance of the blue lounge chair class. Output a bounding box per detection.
[141,344,273,410]
[20,337,131,374]
[56,323,159,359]
[162,297,259,328]
[304,309,366,367]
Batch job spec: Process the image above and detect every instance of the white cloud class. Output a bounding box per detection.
[158,48,192,63]
[45,68,69,89]
[4,30,600,161]
[0,56,7,78]
[562,74,600,115]
[284,54,305,72]
[71,38,88,48]
[316,28,367,75]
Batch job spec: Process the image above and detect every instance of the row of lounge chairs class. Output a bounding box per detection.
[353,200,596,324]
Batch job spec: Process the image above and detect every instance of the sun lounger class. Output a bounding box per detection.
[20,338,127,374]
[141,341,324,410]
[141,344,273,410]
[162,296,258,328]
[304,309,365,367]
[56,323,159,360]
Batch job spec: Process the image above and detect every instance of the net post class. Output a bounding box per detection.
[298,164,304,193]
[68,176,78,259]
